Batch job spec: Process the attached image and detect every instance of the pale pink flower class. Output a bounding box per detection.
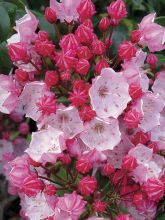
[8,7,38,45]
[89,68,131,119]
[50,0,81,23]
[80,117,121,151]
[56,191,86,220]
[104,133,134,168]
[137,93,164,132]
[25,126,63,162]
[138,13,165,52]
[136,199,157,220]
[24,192,55,220]
[40,106,84,139]
[152,71,165,105]
[18,82,50,121]
[128,144,164,184]
[128,144,153,165]
[122,50,149,92]
[150,117,165,151]
[0,75,20,114]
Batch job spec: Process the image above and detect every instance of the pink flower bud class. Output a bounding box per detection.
[146,54,158,69]
[27,157,40,167]
[129,83,143,100]
[35,39,55,57]
[91,40,106,55]
[99,17,111,32]
[102,163,115,176]
[38,31,49,41]
[8,42,30,63]
[143,178,164,202]
[2,132,10,140]
[77,0,96,21]
[60,70,71,81]
[147,142,158,153]
[130,30,141,43]
[122,155,138,172]
[133,192,144,206]
[44,184,56,196]
[78,176,97,196]
[15,69,29,82]
[132,131,149,145]
[76,46,92,60]
[93,200,106,213]
[75,24,93,44]
[115,214,134,220]
[19,122,29,135]
[94,58,109,74]
[60,33,79,52]
[36,95,56,116]
[8,157,30,187]
[45,7,57,24]
[76,157,92,174]
[59,154,71,165]
[45,70,59,86]
[20,175,44,197]
[10,111,23,123]
[123,109,142,129]
[118,41,137,60]
[83,19,94,29]
[79,106,96,122]
[107,0,127,20]
[76,59,90,75]
[105,38,113,48]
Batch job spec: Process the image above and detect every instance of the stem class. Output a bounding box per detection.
[54,174,67,183]
[58,85,69,95]
[73,171,78,182]
[68,24,73,33]
[53,23,60,41]
[30,60,40,72]
[121,189,139,198]
[66,166,74,181]
[112,57,121,69]
[56,187,67,191]
[109,26,114,41]
[38,175,65,186]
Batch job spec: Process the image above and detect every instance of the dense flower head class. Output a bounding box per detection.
[0,2,165,220]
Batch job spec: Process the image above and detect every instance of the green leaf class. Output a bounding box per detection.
[155,213,165,220]
[10,131,20,140]
[0,0,26,9]
[15,9,26,20]
[110,24,129,57]
[33,11,55,41]
[155,16,165,26]
[0,41,12,73]
[0,6,11,43]
[156,54,165,69]
[0,2,17,26]
[57,96,69,104]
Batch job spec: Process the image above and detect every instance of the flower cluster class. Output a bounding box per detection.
[0,0,165,219]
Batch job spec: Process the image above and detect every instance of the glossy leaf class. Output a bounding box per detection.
[0,41,12,73]
[0,6,10,43]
